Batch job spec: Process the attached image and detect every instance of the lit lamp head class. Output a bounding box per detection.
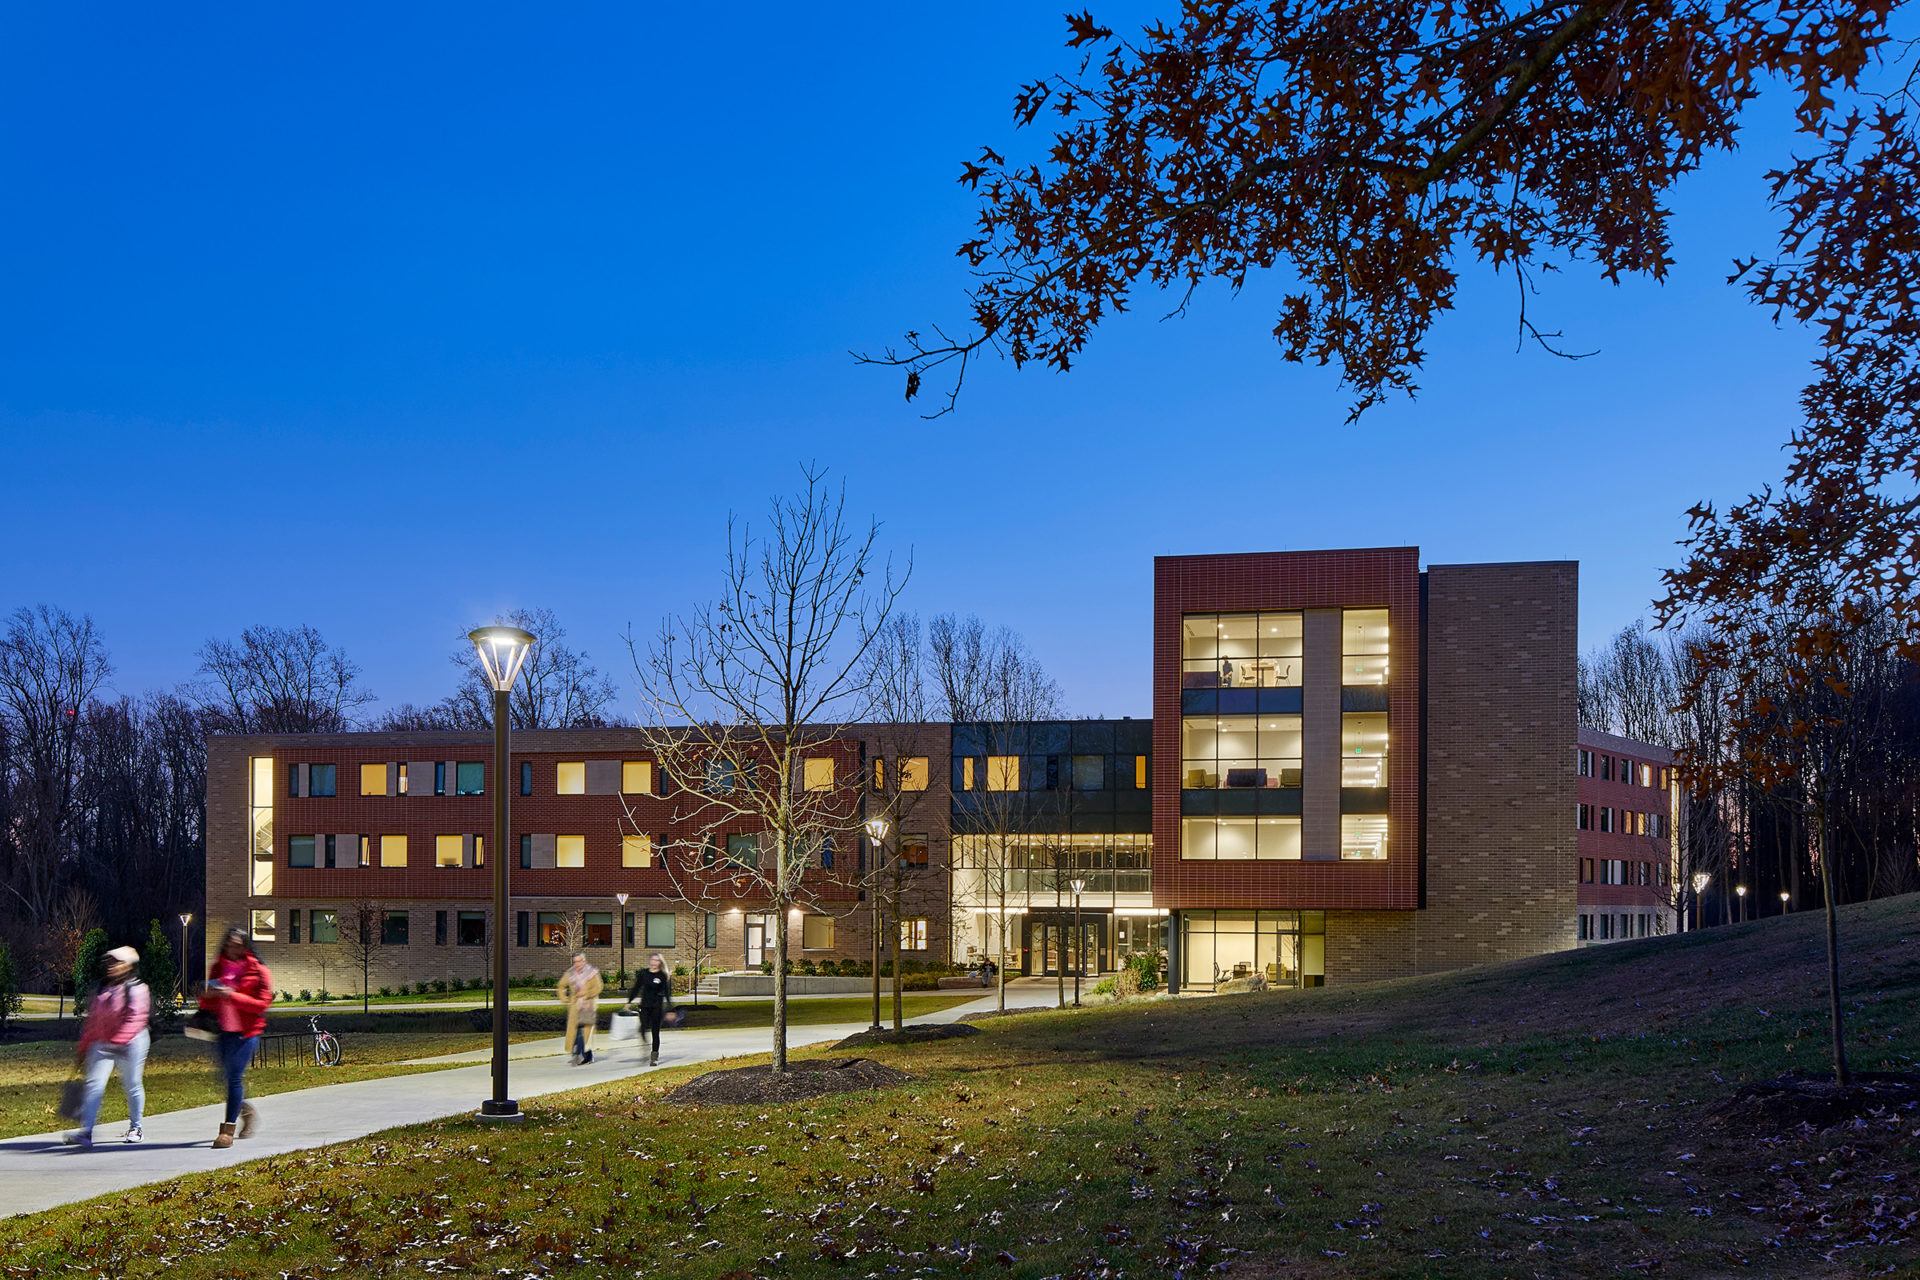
[615,892,629,906]
[1736,885,1747,897]
[864,816,890,843]
[468,625,537,693]
[1070,877,1087,897]
[1692,872,1710,894]
[179,912,192,927]
[1780,890,1791,904]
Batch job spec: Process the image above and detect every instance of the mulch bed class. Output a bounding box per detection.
[957,1006,1051,1024]
[832,1024,980,1050]
[661,1057,914,1107]
[1701,1070,1920,1135]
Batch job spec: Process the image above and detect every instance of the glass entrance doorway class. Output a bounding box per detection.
[745,915,770,968]
[1022,913,1105,977]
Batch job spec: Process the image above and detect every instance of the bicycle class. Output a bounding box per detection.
[308,1015,342,1067]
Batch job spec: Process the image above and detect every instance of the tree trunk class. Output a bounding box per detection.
[772,834,790,1073]
[1816,799,1851,1087]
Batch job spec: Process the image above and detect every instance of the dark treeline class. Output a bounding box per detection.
[1581,621,1920,925]
[0,605,619,992]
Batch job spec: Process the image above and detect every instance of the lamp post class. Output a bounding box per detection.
[470,624,535,1123]
[615,892,630,987]
[1691,872,1710,931]
[177,912,193,1001]
[1736,884,1747,924]
[864,816,890,1032]
[1070,877,1087,1007]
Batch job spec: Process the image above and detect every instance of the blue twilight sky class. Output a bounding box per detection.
[0,3,1836,718]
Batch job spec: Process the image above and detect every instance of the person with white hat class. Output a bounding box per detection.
[64,945,151,1148]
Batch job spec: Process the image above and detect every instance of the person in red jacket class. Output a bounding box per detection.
[204,926,274,1149]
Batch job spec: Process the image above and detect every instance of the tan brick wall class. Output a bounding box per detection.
[1415,561,1579,972]
[203,738,254,982]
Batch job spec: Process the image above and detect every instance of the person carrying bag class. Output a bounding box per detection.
[624,952,675,1067]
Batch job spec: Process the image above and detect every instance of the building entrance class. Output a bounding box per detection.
[1021,912,1105,977]
[744,915,769,969]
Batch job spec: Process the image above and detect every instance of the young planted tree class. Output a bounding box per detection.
[141,918,179,1027]
[630,468,906,1071]
[0,937,20,1031]
[935,615,1064,1013]
[70,927,109,1017]
[340,898,388,1013]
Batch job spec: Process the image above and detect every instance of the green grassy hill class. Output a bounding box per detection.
[7,893,1917,1278]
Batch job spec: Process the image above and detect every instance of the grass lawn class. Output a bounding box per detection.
[674,993,979,1029]
[4,894,1916,1277]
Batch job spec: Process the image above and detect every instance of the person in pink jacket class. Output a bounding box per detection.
[203,926,274,1149]
[64,945,150,1148]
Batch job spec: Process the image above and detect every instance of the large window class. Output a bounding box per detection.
[802,915,834,949]
[250,909,276,942]
[1341,713,1388,788]
[645,913,676,948]
[900,918,929,950]
[435,835,463,868]
[727,833,759,868]
[1181,714,1301,789]
[583,912,613,947]
[381,911,409,946]
[1342,609,1389,685]
[361,763,388,796]
[456,912,486,946]
[1340,815,1388,860]
[250,757,274,896]
[986,756,1020,791]
[454,761,484,795]
[309,763,337,796]
[379,835,408,868]
[803,758,835,791]
[1179,909,1324,989]
[536,912,568,946]
[622,834,653,868]
[622,761,654,794]
[557,762,586,795]
[289,835,316,868]
[310,909,339,943]
[1182,612,1303,689]
[1180,817,1301,860]
[556,835,586,868]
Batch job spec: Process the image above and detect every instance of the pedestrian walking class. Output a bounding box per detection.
[624,952,675,1067]
[204,926,274,1149]
[558,953,602,1065]
[63,945,151,1148]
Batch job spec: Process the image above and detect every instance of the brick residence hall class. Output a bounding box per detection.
[205,547,1680,995]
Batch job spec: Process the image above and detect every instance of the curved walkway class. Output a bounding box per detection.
[0,980,1064,1219]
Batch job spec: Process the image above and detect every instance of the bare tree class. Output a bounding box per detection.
[189,624,373,734]
[629,468,906,1071]
[0,606,113,931]
[339,898,389,1013]
[936,616,1064,1012]
[440,607,620,730]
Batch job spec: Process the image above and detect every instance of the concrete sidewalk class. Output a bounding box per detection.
[0,979,1064,1219]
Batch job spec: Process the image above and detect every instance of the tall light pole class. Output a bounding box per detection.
[864,816,889,1032]
[470,625,535,1123]
[615,891,630,986]
[1070,877,1087,1007]
[1736,884,1747,924]
[177,912,193,1001]
[1691,872,1710,931]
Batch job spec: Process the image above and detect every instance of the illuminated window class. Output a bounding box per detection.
[556,835,586,868]
[900,918,929,950]
[1342,609,1390,686]
[379,835,407,868]
[622,761,654,794]
[250,757,274,897]
[986,756,1020,791]
[802,915,834,949]
[1341,713,1388,788]
[901,833,929,866]
[1135,755,1148,789]
[622,834,653,868]
[536,912,567,946]
[1339,815,1388,861]
[435,835,463,868]
[583,912,613,947]
[895,757,929,790]
[557,762,586,795]
[1577,749,1593,777]
[397,763,409,794]
[474,835,484,866]
[961,757,976,791]
[1181,611,1303,688]
[803,758,835,791]
[360,763,388,796]
[1180,817,1300,860]
[1182,715,1301,790]
[250,910,276,942]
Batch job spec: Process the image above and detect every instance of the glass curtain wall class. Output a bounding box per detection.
[1179,910,1325,989]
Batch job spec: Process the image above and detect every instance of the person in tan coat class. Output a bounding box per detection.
[558,953,603,1065]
